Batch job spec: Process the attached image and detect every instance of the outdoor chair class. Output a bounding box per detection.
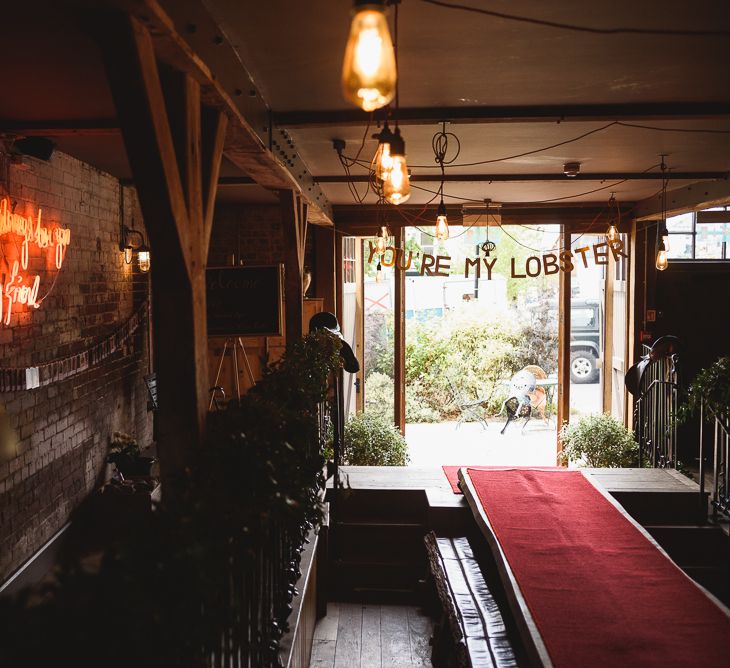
[500,365,555,434]
[446,376,489,430]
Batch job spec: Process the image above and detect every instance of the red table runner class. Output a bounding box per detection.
[465,468,730,667]
[442,465,562,494]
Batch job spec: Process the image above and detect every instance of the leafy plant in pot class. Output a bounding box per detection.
[559,413,639,468]
[107,431,155,478]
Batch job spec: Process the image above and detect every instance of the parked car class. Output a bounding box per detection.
[570,299,601,384]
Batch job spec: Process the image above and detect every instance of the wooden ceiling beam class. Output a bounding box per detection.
[274,103,730,129]
[98,0,333,224]
[315,172,726,184]
[634,177,730,220]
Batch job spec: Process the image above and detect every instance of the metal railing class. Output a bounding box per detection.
[634,345,679,468]
[700,400,730,521]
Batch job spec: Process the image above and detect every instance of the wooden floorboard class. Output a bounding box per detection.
[361,605,382,668]
[334,603,363,668]
[314,603,434,668]
[380,605,414,668]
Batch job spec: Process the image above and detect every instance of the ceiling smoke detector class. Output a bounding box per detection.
[563,162,581,177]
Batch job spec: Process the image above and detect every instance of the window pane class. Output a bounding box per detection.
[666,212,693,232]
[666,234,693,259]
[695,223,730,259]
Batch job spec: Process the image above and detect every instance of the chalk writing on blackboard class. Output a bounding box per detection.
[206,265,283,337]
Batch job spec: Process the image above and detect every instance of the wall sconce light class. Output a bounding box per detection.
[120,226,151,273]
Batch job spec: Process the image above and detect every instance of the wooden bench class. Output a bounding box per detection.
[425,532,517,668]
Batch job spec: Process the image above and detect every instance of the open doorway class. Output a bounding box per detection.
[353,224,617,468]
[402,224,560,466]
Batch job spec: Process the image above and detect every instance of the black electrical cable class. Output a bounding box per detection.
[418,0,730,37]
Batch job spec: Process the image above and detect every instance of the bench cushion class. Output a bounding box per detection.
[425,532,517,668]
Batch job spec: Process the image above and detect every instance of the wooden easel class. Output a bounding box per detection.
[209,336,256,409]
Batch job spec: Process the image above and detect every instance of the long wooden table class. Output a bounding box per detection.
[459,467,730,668]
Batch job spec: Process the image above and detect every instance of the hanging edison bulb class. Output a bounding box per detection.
[383,128,410,205]
[341,1,396,112]
[375,260,384,282]
[372,123,395,182]
[656,237,668,271]
[606,221,619,243]
[435,201,449,240]
[375,224,389,254]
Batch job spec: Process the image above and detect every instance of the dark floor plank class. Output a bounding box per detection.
[380,605,413,667]
[334,603,363,668]
[311,639,337,668]
[407,607,433,667]
[361,605,382,668]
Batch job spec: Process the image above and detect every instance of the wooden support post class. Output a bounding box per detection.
[281,190,308,343]
[335,234,344,325]
[98,13,226,490]
[394,227,406,434]
[313,226,336,314]
[603,248,616,414]
[556,228,571,462]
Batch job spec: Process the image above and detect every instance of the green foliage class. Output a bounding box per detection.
[679,356,730,422]
[344,411,409,466]
[108,431,140,459]
[365,372,440,423]
[0,330,344,667]
[558,413,639,468]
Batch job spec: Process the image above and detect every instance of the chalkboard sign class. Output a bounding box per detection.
[206,265,284,336]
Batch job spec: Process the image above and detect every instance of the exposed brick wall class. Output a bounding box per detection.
[0,151,153,582]
[208,202,314,276]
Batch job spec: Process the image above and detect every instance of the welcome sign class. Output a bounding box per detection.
[367,238,628,278]
[0,197,71,326]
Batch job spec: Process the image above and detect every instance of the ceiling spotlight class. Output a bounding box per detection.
[563,162,581,178]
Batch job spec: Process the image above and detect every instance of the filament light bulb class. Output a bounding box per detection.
[606,223,619,243]
[341,4,396,112]
[655,237,668,272]
[384,155,410,205]
[435,201,449,240]
[375,260,383,282]
[435,215,449,240]
[375,225,389,254]
[374,141,393,181]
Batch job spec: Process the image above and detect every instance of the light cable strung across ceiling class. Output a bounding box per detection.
[418,0,730,36]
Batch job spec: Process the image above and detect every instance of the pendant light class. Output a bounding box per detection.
[656,159,670,272]
[372,121,395,182]
[383,127,410,205]
[375,260,384,282]
[341,0,396,112]
[375,223,390,254]
[435,200,449,241]
[606,193,619,243]
[431,122,459,241]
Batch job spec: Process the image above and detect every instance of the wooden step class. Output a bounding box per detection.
[331,522,427,563]
[646,525,729,567]
[330,559,426,600]
[326,488,427,524]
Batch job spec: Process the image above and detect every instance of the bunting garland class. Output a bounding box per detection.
[0,301,149,392]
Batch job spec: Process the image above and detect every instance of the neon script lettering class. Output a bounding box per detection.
[0,197,71,326]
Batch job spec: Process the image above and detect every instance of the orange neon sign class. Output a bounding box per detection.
[0,197,71,326]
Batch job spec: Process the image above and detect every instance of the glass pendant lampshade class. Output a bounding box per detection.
[341,1,396,112]
[383,128,410,205]
[435,201,449,240]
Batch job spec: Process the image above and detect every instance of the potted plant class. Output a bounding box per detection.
[558,413,639,468]
[107,431,155,478]
[344,411,409,466]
